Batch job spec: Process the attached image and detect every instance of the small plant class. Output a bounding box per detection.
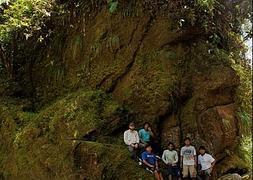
[108,0,118,14]
[197,0,215,10]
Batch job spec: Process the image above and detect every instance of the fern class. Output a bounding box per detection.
[108,0,118,14]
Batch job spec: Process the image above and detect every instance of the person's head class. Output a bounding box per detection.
[199,146,206,155]
[145,144,152,153]
[144,122,150,130]
[184,137,191,146]
[129,122,135,130]
[168,142,175,151]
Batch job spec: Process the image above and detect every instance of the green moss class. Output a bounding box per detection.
[165,50,177,60]
[0,90,140,179]
[76,141,153,179]
[234,136,252,169]
[0,1,250,178]
[91,41,102,57]
[107,34,120,52]
[180,97,198,135]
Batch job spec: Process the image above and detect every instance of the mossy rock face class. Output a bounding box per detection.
[31,90,128,140]
[74,142,153,180]
[1,90,151,179]
[0,1,250,179]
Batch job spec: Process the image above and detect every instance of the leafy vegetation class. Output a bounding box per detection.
[0,0,56,42]
[0,0,61,78]
[232,57,252,134]
[108,0,118,14]
[0,0,252,179]
[0,0,251,78]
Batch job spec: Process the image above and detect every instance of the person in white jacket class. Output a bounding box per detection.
[124,122,142,159]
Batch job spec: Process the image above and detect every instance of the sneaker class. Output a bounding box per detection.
[155,155,162,160]
[146,168,154,174]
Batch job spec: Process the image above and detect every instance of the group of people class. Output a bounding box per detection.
[123,122,215,180]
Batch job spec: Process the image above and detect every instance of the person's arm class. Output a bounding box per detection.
[173,151,179,164]
[198,164,201,172]
[148,127,155,137]
[210,156,215,172]
[193,147,197,166]
[123,131,130,145]
[180,148,183,168]
[136,131,140,143]
[197,155,201,171]
[162,151,167,164]
[139,130,145,143]
[155,160,159,170]
[143,160,155,168]
[138,130,142,140]
[180,156,183,168]
[211,160,215,168]
[194,155,197,167]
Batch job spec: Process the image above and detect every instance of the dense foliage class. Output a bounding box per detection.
[0,0,251,74]
[0,0,60,77]
[0,0,251,121]
[0,0,252,179]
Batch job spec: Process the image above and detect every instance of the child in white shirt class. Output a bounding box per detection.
[198,146,215,180]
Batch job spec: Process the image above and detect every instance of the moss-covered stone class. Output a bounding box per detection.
[0,1,251,179]
[0,90,153,179]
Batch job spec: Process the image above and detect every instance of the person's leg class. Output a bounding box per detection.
[167,166,173,180]
[133,147,138,159]
[154,171,161,180]
[189,165,197,180]
[154,171,164,180]
[174,166,181,180]
[196,175,202,180]
[182,165,189,179]
[198,170,205,180]
[159,172,164,180]
[202,169,210,180]
[127,145,136,159]
[170,166,175,180]
[137,143,145,157]
[205,176,210,180]
[139,142,146,148]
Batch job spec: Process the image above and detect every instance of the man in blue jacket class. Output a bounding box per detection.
[142,144,164,180]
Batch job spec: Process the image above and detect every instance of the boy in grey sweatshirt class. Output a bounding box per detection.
[162,142,181,180]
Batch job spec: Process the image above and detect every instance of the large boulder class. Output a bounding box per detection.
[0,1,250,179]
[25,6,244,177]
[0,91,152,179]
